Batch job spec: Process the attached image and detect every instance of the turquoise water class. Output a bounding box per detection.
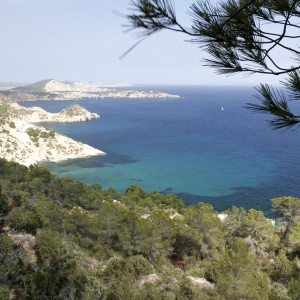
[20,85,300,213]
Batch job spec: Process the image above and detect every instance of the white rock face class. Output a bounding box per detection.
[0,103,105,167]
[13,79,131,92]
[9,103,100,123]
[0,123,105,167]
[187,276,214,289]
[138,274,159,289]
[10,79,180,101]
[104,90,180,98]
[44,80,103,92]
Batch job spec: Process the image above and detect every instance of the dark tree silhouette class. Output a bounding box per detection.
[122,0,300,130]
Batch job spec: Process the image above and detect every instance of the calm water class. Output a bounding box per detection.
[20,85,300,214]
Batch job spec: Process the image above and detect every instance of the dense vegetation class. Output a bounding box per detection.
[1,158,300,299]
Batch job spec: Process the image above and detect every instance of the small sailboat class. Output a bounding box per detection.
[221,107,224,110]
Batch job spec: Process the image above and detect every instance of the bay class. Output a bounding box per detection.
[20,85,300,214]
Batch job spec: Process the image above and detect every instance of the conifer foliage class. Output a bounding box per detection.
[0,158,300,298]
[123,0,300,130]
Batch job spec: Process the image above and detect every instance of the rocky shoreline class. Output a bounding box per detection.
[8,103,100,123]
[0,79,180,167]
[0,79,180,103]
[0,90,180,103]
[0,103,105,167]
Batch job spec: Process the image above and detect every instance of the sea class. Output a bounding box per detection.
[19,85,300,215]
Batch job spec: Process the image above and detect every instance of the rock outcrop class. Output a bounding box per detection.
[13,79,105,93]
[12,79,131,92]
[0,103,105,167]
[187,276,214,289]
[0,79,180,103]
[103,89,180,98]
[8,103,100,123]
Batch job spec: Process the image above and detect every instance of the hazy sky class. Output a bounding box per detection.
[0,0,283,85]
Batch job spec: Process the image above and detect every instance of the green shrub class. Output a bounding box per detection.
[40,131,49,138]
[7,206,43,234]
[0,285,10,299]
[49,129,55,137]
[26,127,40,138]
[9,121,15,128]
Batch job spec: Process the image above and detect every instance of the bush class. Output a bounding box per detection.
[7,207,43,234]
[26,127,40,138]
[0,285,10,299]
[40,131,49,139]
[49,129,55,137]
[9,121,15,128]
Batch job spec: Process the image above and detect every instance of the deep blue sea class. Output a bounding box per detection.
[20,85,300,214]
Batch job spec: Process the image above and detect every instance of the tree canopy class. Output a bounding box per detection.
[1,158,300,298]
[122,0,300,130]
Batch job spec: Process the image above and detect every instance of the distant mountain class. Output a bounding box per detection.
[13,79,132,92]
[13,79,100,92]
[13,79,54,92]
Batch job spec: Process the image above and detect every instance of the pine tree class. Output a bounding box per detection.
[123,0,300,130]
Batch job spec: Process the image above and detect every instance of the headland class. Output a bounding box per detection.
[0,102,105,167]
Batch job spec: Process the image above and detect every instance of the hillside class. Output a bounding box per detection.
[0,158,299,299]
[8,103,100,122]
[0,79,180,102]
[0,103,104,166]
[12,79,105,92]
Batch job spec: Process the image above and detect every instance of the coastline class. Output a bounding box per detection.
[0,90,181,103]
[0,103,105,167]
[0,82,180,167]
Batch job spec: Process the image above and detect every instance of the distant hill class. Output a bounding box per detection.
[12,79,99,92]
[13,79,132,92]
[12,79,54,92]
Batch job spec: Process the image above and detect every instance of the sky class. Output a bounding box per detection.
[0,0,284,86]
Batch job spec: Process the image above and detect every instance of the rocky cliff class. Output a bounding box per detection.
[0,103,105,167]
[8,103,100,123]
[12,79,105,92]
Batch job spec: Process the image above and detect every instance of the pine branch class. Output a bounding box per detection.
[122,0,300,130]
[281,70,300,101]
[245,84,300,130]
